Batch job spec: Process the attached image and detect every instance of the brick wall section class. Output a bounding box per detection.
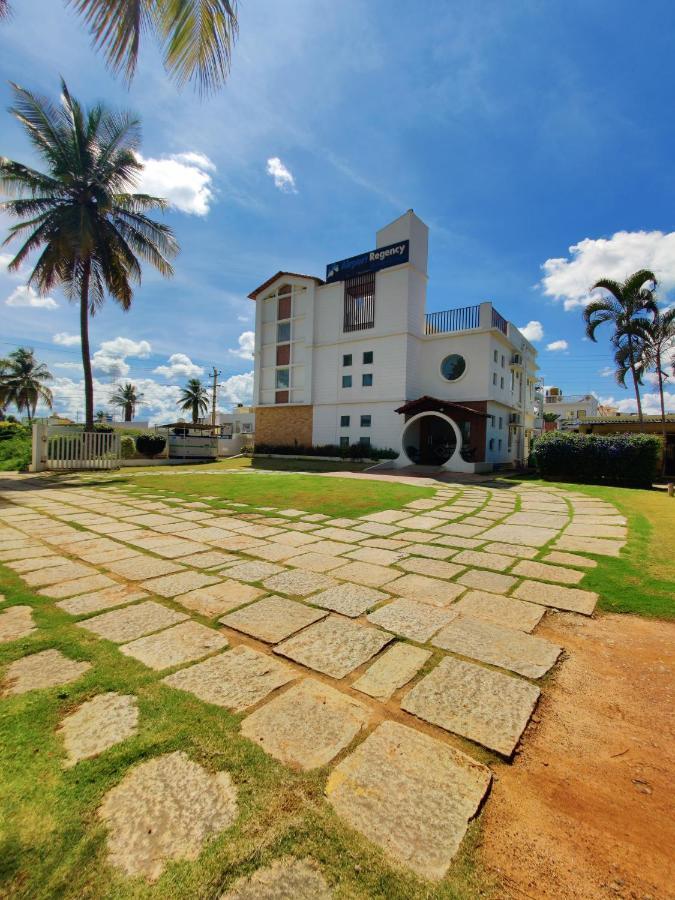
[255,405,314,447]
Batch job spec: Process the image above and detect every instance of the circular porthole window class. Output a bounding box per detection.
[440,354,466,381]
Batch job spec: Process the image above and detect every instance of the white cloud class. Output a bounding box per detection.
[153,353,204,379]
[546,339,568,352]
[237,314,251,323]
[229,330,255,360]
[540,231,675,311]
[599,366,614,377]
[47,375,185,426]
[596,391,675,415]
[219,371,254,406]
[53,332,81,346]
[518,320,543,342]
[6,285,58,309]
[91,337,152,378]
[0,252,22,279]
[134,151,215,216]
[54,361,83,371]
[266,157,297,193]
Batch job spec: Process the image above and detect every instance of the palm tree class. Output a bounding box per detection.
[178,378,208,423]
[1,80,178,432]
[583,270,658,423]
[111,381,143,422]
[2,1,238,93]
[0,347,53,423]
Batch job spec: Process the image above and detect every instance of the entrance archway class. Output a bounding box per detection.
[398,411,475,473]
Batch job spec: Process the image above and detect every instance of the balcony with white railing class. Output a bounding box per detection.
[424,301,508,336]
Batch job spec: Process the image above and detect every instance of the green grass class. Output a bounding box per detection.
[502,477,675,620]
[0,569,494,900]
[100,465,436,518]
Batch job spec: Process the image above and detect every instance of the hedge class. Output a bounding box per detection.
[254,442,398,461]
[135,432,167,457]
[531,431,660,487]
[120,435,136,459]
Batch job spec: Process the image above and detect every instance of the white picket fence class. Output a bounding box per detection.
[31,424,121,471]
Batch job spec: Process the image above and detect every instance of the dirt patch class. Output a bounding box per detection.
[479,611,675,899]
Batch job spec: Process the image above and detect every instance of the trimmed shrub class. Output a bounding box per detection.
[120,435,136,459]
[254,442,397,460]
[93,423,114,434]
[531,431,660,487]
[0,421,28,440]
[135,432,167,458]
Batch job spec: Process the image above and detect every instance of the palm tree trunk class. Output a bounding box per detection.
[192,401,198,424]
[80,258,94,431]
[627,337,643,423]
[657,348,667,476]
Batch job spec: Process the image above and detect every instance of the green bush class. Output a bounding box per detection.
[0,427,31,471]
[531,431,660,487]
[135,432,166,458]
[254,442,397,460]
[120,435,136,459]
[0,421,28,440]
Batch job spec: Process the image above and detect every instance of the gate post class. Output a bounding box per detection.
[30,423,48,472]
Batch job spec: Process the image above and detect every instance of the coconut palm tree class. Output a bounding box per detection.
[111,381,143,422]
[0,347,53,423]
[1,1,238,93]
[583,270,658,423]
[178,378,208,423]
[1,79,178,432]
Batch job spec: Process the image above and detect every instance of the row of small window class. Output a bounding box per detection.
[342,374,373,388]
[341,415,371,427]
[340,436,370,448]
[488,415,504,429]
[488,438,504,451]
[492,373,505,389]
[493,350,506,367]
[343,351,373,366]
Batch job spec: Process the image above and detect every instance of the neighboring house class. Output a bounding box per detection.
[200,406,255,456]
[543,388,599,430]
[578,414,675,476]
[248,210,539,472]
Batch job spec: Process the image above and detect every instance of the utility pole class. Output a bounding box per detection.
[210,366,222,432]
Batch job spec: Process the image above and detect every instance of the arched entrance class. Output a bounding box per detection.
[397,411,475,473]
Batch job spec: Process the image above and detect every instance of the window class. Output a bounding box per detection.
[340,415,350,427]
[359,436,371,447]
[344,272,375,332]
[440,354,466,381]
[275,368,289,389]
[339,436,349,448]
[510,371,515,392]
[498,438,503,451]
[363,350,373,364]
[489,415,495,426]
[362,373,373,387]
[489,438,495,450]
[501,355,505,368]
[500,376,504,389]
[577,409,586,418]
[493,349,498,363]
[277,288,291,320]
[360,415,371,427]
[492,373,497,386]
[342,375,352,388]
[275,390,288,404]
[277,322,291,343]
[498,416,503,429]
[343,353,352,366]
[276,344,290,366]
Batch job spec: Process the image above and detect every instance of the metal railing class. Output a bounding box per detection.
[425,304,480,334]
[491,307,508,334]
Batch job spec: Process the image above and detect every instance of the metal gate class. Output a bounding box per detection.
[31,424,121,471]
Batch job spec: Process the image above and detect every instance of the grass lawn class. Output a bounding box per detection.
[503,477,675,620]
[100,463,436,519]
[0,568,491,900]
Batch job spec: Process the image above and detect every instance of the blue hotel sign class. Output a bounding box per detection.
[325,239,409,283]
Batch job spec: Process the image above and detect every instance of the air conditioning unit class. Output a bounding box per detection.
[510,353,522,366]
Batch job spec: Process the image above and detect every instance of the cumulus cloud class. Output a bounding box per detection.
[596,391,675,415]
[54,361,83,371]
[219,371,254,406]
[91,337,152,378]
[6,285,58,309]
[540,230,675,311]
[229,330,255,360]
[0,252,22,279]
[53,331,80,346]
[518,320,544,342]
[47,375,185,426]
[135,151,215,216]
[546,339,569,352]
[153,353,204,379]
[266,157,297,193]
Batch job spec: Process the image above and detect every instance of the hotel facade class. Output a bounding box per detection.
[249,211,539,473]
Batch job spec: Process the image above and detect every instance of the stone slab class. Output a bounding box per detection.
[402,656,540,756]
[221,596,327,643]
[175,551,240,569]
[554,535,623,557]
[38,574,119,599]
[224,561,285,582]
[482,542,538,559]
[542,551,597,569]
[512,559,584,585]
[346,546,406,566]
[120,620,228,670]
[452,590,545,632]
[396,557,465,579]
[326,720,491,881]
[329,560,399,588]
[366,598,457,643]
[405,543,457,559]
[106,556,184,581]
[512,580,598,615]
[56,586,148,617]
[140,571,221,598]
[241,677,370,769]
[309,583,389,617]
[275,615,392,679]
[175,581,266,617]
[386,573,465,607]
[262,570,337,597]
[450,550,514,572]
[222,858,332,900]
[163,645,296,711]
[2,649,91,695]
[505,511,569,529]
[456,569,517,594]
[58,692,139,767]
[353,643,431,700]
[287,552,346,573]
[477,524,559,547]
[0,605,35,642]
[22,561,96,587]
[78,600,188,643]
[432,615,561,678]
[98,750,237,881]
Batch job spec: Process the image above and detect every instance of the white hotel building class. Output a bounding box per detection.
[249,211,539,473]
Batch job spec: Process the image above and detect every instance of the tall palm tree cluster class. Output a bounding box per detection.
[584,270,675,451]
[0,348,53,423]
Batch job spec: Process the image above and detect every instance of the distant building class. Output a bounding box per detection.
[200,406,255,456]
[247,211,539,472]
[543,387,599,430]
[578,414,675,475]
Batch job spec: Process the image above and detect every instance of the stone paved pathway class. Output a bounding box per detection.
[0,475,627,884]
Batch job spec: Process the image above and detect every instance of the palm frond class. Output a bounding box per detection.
[67,0,150,82]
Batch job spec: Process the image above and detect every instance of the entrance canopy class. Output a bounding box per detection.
[395,396,489,420]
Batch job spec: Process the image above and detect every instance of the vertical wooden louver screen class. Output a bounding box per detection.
[343,272,375,332]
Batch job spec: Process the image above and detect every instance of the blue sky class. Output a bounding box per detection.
[2,0,674,421]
